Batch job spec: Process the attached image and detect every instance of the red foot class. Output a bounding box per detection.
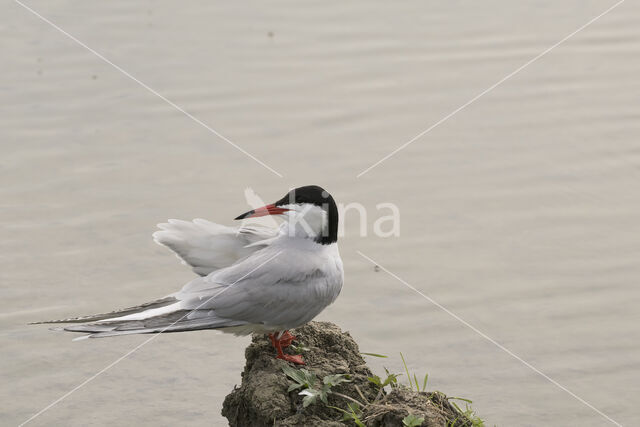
[279,331,297,348]
[269,331,297,348]
[276,353,305,365]
[269,330,304,364]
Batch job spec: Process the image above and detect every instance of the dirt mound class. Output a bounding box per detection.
[222,321,476,426]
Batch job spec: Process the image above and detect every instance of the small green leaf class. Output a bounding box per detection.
[302,395,314,407]
[290,344,310,354]
[323,374,351,387]
[367,375,382,387]
[300,388,320,407]
[281,365,297,379]
[287,383,302,392]
[402,414,425,427]
[283,367,316,388]
[282,365,308,386]
[382,372,400,387]
[384,367,400,389]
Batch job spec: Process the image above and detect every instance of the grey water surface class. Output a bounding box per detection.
[1,1,639,426]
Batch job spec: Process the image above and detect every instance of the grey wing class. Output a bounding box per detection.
[41,246,341,338]
[37,294,247,338]
[30,297,178,324]
[60,309,248,338]
[187,278,333,330]
[177,249,343,330]
[153,219,277,276]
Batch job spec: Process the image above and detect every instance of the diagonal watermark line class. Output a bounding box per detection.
[14,0,283,178]
[19,250,283,427]
[356,250,622,427]
[357,0,625,178]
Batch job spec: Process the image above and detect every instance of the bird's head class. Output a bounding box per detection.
[235,185,338,244]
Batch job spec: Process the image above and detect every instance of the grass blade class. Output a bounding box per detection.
[361,352,388,358]
[400,352,413,390]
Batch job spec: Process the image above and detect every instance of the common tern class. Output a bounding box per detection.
[35,185,343,365]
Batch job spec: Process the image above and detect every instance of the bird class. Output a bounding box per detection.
[33,185,343,365]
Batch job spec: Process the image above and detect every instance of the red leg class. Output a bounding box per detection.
[270,331,304,365]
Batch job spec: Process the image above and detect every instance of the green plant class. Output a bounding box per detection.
[282,366,352,408]
[448,397,485,427]
[403,413,425,426]
[282,365,316,391]
[367,369,400,389]
[284,354,482,427]
[329,402,365,427]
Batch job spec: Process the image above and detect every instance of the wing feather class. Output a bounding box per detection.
[37,241,342,339]
[152,219,277,276]
[30,297,178,324]
[62,310,247,338]
[175,244,343,330]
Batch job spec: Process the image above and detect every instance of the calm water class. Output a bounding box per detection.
[2,1,639,426]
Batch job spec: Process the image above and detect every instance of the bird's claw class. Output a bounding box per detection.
[269,331,297,348]
[270,330,303,364]
[277,353,305,365]
[279,331,297,348]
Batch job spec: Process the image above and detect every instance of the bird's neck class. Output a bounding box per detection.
[279,211,338,245]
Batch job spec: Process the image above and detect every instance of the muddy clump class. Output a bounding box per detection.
[222,321,476,426]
